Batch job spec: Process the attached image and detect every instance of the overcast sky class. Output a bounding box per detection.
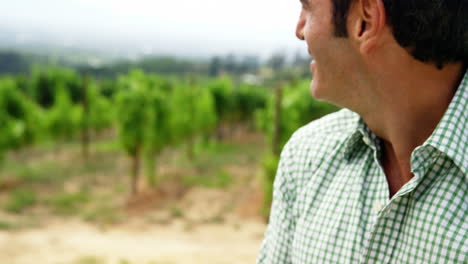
[0,0,307,58]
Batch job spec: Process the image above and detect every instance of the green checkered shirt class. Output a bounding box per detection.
[257,70,468,264]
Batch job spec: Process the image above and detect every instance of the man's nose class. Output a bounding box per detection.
[296,11,305,40]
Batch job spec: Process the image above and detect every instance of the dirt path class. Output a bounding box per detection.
[0,217,266,264]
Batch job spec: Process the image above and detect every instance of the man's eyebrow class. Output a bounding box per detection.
[300,0,309,7]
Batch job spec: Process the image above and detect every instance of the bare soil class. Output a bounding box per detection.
[0,216,266,264]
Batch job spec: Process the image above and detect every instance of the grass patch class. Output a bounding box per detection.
[0,151,117,194]
[193,141,254,167]
[48,189,91,215]
[0,220,15,230]
[1,161,71,184]
[170,206,184,218]
[0,138,119,184]
[78,156,117,175]
[168,140,262,171]
[82,203,122,225]
[113,183,127,194]
[4,188,38,213]
[181,169,232,188]
[92,138,120,153]
[207,215,225,224]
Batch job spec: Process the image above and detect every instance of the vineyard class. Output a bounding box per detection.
[0,66,338,264]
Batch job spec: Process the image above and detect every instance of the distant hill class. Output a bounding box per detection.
[0,50,49,74]
[0,49,208,78]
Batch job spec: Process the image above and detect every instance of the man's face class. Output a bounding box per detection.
[296,0,359,106]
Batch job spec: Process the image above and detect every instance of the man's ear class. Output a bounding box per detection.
[349,0,386,54]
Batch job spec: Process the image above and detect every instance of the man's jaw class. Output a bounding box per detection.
[310,59,316,77]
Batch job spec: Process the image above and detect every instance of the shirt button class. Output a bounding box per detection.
[363,137,372,146]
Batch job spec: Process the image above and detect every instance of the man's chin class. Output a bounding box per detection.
[309,80,337,104]
[310,60,316,76]
[309,79,323,100]
[309,61,324,100]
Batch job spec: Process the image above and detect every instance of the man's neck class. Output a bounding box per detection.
[359,61,465,197]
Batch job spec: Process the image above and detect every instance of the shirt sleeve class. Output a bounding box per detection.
[256,141,297,264]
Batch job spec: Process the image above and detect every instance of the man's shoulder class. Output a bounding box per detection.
[288,108,360,148]
[275,108,360,200]
[279,108,360,174]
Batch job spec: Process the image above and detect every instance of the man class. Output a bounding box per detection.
[257,0,467,263]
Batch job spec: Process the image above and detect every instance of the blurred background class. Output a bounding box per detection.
[0,0,339,263]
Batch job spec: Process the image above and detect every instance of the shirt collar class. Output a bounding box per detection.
[342,117,379,161]
[424,69,468,176]
[343,69,468,177]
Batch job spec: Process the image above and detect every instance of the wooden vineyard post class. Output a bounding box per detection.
[272,82,283,156]
[81,74,90,160]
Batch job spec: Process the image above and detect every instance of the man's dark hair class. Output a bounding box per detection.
[332,0,468,68]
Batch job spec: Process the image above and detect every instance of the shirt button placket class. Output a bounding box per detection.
[360,196,407,264]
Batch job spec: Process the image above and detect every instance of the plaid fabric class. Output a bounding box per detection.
[257,70,468,264]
